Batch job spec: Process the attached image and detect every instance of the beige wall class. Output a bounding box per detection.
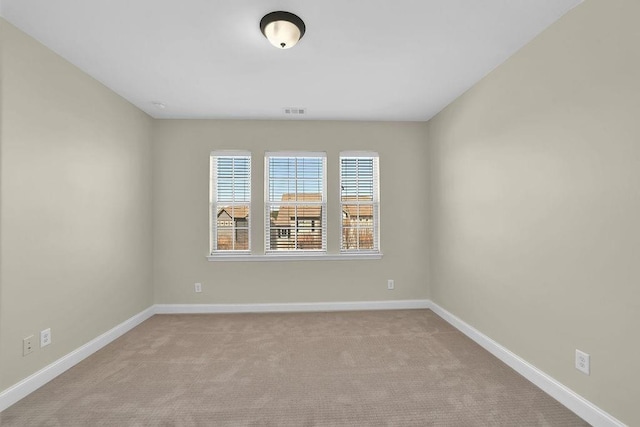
[427,0,640,425]
[0,20,154,390]
[2,0,637,423]
[152,120,429,304]
[0,19,5,377]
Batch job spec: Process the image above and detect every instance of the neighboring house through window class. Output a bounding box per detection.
[340,152,380,252]
[210,151,251,253]
[265,152,327,252]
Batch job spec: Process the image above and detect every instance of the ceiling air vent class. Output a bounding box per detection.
[283,107,306,116]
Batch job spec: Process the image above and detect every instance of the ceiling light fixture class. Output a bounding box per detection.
[260,11,306,49]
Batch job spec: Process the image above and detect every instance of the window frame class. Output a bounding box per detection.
[264,152,327,254]
[206,150,383,262]
[210,151,252,255]
[340,151,380,254]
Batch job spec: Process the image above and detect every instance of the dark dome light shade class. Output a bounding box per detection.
[260,11,306,49]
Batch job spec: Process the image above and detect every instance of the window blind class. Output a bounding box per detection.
[265,153,327,253]
[340,152,380,252]
[210,152,251,253]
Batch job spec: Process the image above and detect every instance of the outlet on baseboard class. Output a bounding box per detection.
[387,279,394,290]
[194,283,202,293]
[575,349,590,375]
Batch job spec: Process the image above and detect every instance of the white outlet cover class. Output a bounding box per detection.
[40,328,52,347]
[195,283,202,293]
[575,349,590,375]
[23,335,34,356]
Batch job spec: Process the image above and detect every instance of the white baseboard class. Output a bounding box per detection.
[427,301,626,427]
[0,300,427,412]
[154,299,430,314]
[1,299,625,427]
[0,306,155,412]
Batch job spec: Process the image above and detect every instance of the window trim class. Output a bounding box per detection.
[339,151,380,254]
[210,151,252,255]
[206,150,384,262]
[264,152,328,254]
[207,253,383,262]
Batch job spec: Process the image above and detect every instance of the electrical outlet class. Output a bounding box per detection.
[23,335,34,356]
[575,349,590,375]
[194,282,202,293]
[40,328,52,347]
[387,279,394,290]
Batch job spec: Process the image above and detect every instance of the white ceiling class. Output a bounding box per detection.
[1,0,581,121]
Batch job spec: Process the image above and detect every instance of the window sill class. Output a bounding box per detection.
[207,253,383,262]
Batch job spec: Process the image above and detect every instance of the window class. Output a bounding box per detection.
[210,152,251,253]
[265,152,327,252]
[340,152,380,252]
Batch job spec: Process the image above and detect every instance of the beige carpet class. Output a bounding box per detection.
[1,310,589,426]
